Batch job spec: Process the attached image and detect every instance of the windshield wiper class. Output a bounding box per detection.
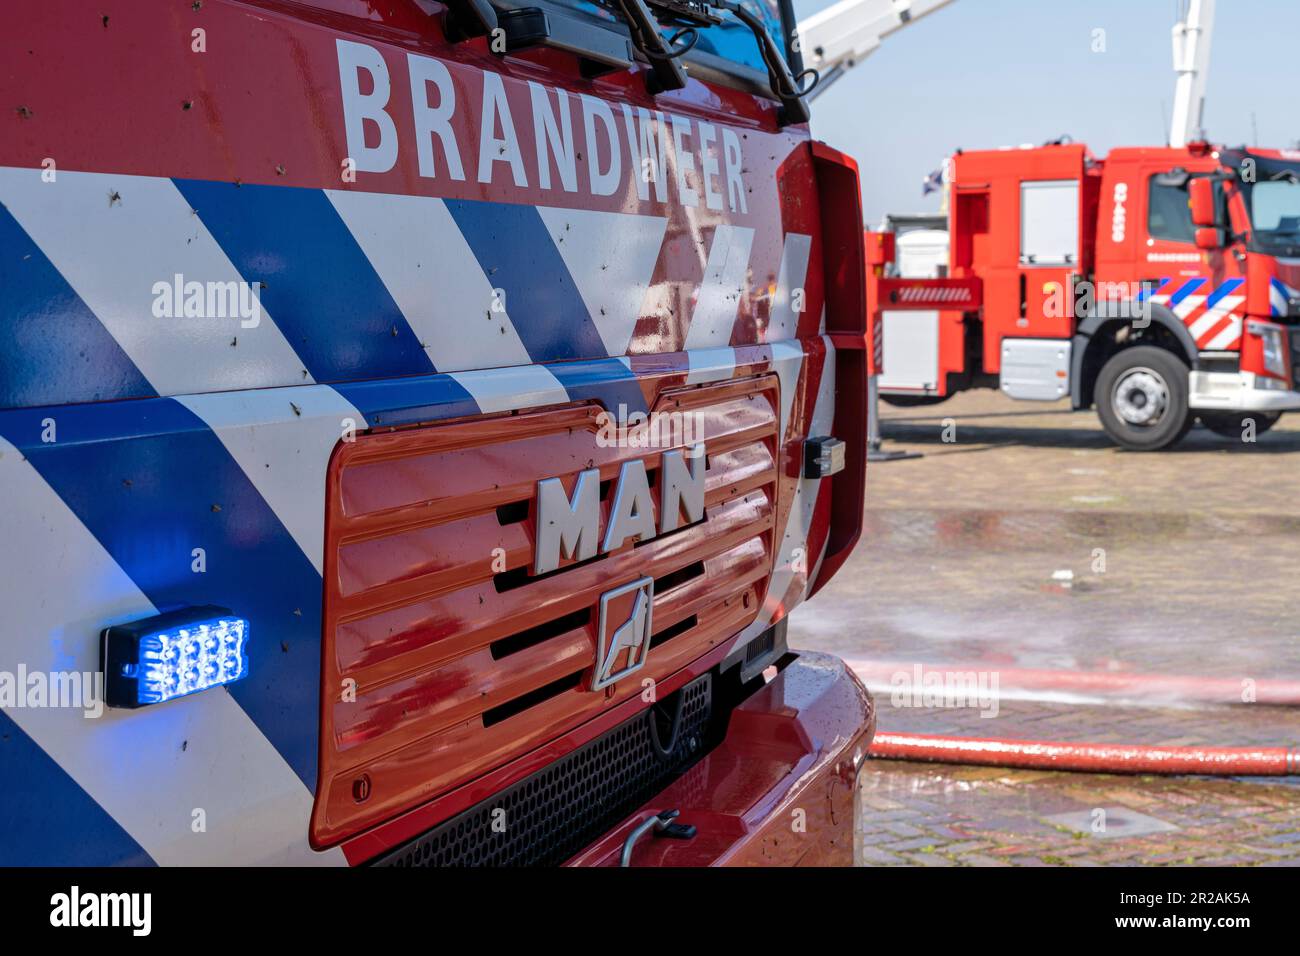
[709,0,816,125]
[444,0,814,125]
[607,0,815,123]
[442,0,499,40]
[613,0,696,92]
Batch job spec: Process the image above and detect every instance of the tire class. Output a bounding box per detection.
[880,394,950,408]
[1199,411,1281,440]
[1093,345,1193,450]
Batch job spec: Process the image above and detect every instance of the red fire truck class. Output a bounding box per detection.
[868,140,1300,450]
[0,0,873,866]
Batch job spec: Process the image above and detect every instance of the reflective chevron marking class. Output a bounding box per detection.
[0,168,311,395]
[0,435,346,867]
[1172,294,1206,320]
[324,189,533,371]
[0,167,815,409]
[1187,295,1245,339]
[683,223,756,350]
[1137,276,1250,350]
[767,232,814,340]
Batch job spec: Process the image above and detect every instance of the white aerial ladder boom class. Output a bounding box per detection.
[1169,0,1215,147]
[796,0,959,99]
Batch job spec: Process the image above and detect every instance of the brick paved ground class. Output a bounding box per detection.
[789,390,1300,865]
[857,763,1300,867]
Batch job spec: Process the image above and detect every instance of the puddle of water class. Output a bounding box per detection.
[863,509,1300,549]
[1045,807,1178,839]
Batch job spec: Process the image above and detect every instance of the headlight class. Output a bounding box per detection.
[102,607,250,708]
[1247,320,1289,378]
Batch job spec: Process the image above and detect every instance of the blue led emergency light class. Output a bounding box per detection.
[101,606,249,708]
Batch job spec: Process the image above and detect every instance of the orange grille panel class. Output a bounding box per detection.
[312,376,779,846]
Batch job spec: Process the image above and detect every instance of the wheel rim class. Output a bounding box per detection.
[1112,367,1170,427]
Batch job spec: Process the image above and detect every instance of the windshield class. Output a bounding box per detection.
[1247,177,1300,246]
[1220,150,1300,254]
[692,0,786,72]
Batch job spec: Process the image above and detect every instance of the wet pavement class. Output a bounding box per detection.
[789,390,1300,866]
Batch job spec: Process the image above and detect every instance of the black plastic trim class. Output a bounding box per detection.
[369,673,713,866]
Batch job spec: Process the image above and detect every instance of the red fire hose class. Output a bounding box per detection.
[871,732,1300,776]
[852,660,1300,776]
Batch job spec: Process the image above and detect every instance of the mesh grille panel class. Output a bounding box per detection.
[371,675,712,867]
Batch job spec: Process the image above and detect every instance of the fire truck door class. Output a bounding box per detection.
[1017,179,1079,340]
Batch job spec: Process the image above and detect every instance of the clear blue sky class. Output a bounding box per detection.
[796,0,1300,224]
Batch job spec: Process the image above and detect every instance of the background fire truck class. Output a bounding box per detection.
[800,0,1300,451]
[866,140,1300,450]
[0,0,873,866]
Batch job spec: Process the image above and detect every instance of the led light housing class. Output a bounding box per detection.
[803,435,846,478]
[101,606,249,708]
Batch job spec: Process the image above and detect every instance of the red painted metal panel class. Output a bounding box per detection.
[565,650,876,866]
[314,374,781,847]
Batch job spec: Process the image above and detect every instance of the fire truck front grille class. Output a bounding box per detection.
[370,674,712,867]
[312,375,778,847]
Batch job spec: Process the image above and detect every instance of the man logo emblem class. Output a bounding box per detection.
[532,445,705,576]
[593,577,654,691]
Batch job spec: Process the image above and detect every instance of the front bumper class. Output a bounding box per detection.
[566,650,876,867]
[1188,370,1300,412]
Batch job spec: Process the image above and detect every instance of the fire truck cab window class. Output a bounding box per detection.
[1147,177,1197,243]
[549,0,790,76]
[691,0,788,73]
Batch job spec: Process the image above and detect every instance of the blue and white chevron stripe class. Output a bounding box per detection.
[0,153,828,864]
[1270,277,1296,318]
[0,338,814,865]
[1138,276,1249,349]
[0,166,681,409]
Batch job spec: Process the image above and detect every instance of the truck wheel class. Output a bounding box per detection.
[1094,346,1193,450]
[1199,411,1280,439]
